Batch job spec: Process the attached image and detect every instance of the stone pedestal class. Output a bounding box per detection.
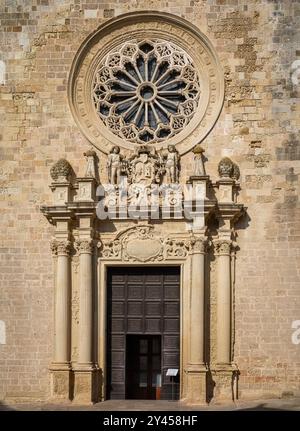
[211,364,238,403]
[184,365,208,404]
[76,177,97,202]
[187,175,210,200]
[50,367,72,400]
[216,178,234,203]
[73,368,99,404]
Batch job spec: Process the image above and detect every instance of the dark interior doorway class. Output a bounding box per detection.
[126,335,161,400]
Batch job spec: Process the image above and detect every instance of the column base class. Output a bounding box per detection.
[210,363,239,403]
[49,362,72,400]
[73,366,101,404]
[182,364,208,405]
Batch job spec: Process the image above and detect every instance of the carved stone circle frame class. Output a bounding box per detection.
[68,11,224,155]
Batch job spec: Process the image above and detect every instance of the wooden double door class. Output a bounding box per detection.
[106,267,180,400]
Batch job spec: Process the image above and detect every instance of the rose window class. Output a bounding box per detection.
[92,39,201,145]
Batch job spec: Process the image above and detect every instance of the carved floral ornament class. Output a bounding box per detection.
[51,240,72,256]
[214,239,232,255]
[75,239,94,254]
[68,12,224,155]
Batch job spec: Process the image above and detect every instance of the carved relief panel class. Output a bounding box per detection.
[100,225,191,263]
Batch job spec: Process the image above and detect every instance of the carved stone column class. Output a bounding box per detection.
[215,239,232,364]
[184,235,208,404]
[210,157,243,403]
[50,239,72,399]
[73,238,97,403]
[212,238,237,401]
[77,239,94,366]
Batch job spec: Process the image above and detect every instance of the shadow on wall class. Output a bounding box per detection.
[235,209,251,231]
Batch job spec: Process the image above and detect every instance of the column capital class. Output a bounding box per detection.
[51,239,72,256]
[75,239,94,254]
[190,235,208,254]
[214,238,232,256]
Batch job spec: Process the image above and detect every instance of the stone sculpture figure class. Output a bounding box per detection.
[192,144,206,176]
[107,146,123,185]
[84,149,97,178]
[165,144,180,183]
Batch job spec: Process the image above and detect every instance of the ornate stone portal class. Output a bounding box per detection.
[42,150,244,404]
[41,12,245,404]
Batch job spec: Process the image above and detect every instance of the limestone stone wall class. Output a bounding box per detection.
[0,0,299,402]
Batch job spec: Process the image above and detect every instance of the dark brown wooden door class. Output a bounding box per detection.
[126,335,161,400]
[106,267,180,400]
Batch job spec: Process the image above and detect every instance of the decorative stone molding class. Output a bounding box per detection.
[51,240,72,256]
[75,239,94,254]
[100,225,193,262]
[165,238,190,258]
[72,290,80,326]
[101,239,122,259]
[122,226,164,262]
[214,239,232,255]
[50,159,72,182]
[190,235,208,254]
[68,11,224,155]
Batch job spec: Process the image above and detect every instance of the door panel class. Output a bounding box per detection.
[106,266,180,400]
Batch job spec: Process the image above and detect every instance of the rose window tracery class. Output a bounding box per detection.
[92,39,201,145]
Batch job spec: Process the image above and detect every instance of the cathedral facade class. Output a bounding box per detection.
[0,1,299,405]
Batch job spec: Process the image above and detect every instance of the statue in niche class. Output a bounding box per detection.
[165,144,180,183]
[107,145,123,185]
[84,149,97,178]
[192,144,206,176]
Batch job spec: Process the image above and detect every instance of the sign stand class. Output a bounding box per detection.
[166,368,178,401]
